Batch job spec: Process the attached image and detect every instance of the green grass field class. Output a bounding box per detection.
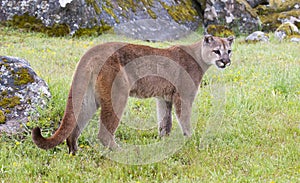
[0,27,299,182]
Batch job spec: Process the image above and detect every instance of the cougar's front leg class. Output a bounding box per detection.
[173,94,193,137]
[98,102,120,150]
[156,98,173,137]
[98,87,128,149]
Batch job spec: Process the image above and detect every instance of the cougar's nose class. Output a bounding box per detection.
[223,58,231,66]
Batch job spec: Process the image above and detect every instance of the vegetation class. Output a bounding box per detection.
[0,26,299,182]
[0,110,5,124]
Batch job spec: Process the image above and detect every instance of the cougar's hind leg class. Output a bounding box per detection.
[67,87,98,154]
[173,94,193,137]
[156,98,173,137]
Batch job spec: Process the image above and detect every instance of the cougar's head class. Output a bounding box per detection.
[202,35,234,69]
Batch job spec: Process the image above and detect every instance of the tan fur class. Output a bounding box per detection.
[32,35,234,154]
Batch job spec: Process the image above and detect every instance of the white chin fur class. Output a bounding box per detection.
[216,60,225,68]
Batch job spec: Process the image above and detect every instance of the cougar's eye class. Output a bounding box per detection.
[228,50,232,54]
[213,50,221,55]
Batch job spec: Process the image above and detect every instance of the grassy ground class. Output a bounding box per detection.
[0,27,299,182]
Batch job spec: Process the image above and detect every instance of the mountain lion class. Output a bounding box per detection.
[32,35,234,154]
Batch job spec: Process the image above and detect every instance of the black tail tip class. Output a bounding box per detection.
[32,127,42,138]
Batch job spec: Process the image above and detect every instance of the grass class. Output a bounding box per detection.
[0,26,299,182]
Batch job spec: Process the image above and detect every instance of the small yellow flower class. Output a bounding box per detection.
[13,162,17,166]
[15,141,20,145]
[79,144,85,148]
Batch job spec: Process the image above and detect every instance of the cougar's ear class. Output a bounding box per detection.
[204,35,214,44]
[227,36,235,46]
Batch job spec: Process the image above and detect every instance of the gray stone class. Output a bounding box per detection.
[115,19,192,42]
[245,31,269,42]
[246,0,269,8]
[0,0,201,38]
[274,22,299,40]
[291,37,300,43]
[203,0,262,34]
[0,56,51,134]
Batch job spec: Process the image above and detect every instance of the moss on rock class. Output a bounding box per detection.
[46,23,71,37]
[141,0,157,19]
[277,22,298,34]
[5,13,70,37]
[257,0,300,32]
[260,9,300,31]
[3,11,113,37]
[160,0,198,22]
[13,68,35,86]
[115,0,157,20]
[269,0,299,12]
[0,110,5,124]
[85,0,102,14]
[0,96,21,109]
[207,25,235,37]
[236,0,258,18]
[73,22,112,37]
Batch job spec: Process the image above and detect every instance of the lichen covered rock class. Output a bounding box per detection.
[0,0,201,38]
[290,37,300,42]
[206,24,235,37]
[115,19,192,41]
[257,0,300,31]
[274,22,299,40]
[0,56,51,134]
[245,31,269,42]
[203,0,262,34]
[246,0,269,8]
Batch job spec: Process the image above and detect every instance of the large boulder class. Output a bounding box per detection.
[203,0,263,34]
[0,56,51,134]
[257,0,300,31]
[245,31,269,42]
[274,22,299,40]
[114,19,193,42]
[0,0,201,39]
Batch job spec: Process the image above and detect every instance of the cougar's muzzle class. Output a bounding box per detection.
[216,58,231,69]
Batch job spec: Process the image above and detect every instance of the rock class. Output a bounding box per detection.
[0,56,51,134]
[246,0,269,8]
[0,0,201,38]
[245,31,269,42]
[59,0,73,8]
[115,19,192,42]
[291,37,300,42]
[274,22,299,40]
[203,0,263,34]
[257,0,300,31]
[206,25,235,37]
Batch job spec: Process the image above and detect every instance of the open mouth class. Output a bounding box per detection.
[216,60,230,69]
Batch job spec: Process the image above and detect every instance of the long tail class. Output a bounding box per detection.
[32,88,76,150]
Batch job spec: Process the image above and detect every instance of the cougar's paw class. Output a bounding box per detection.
[159,127,170,137]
